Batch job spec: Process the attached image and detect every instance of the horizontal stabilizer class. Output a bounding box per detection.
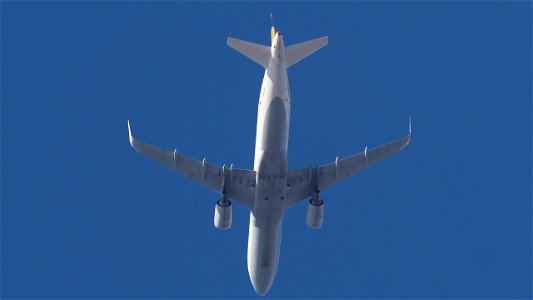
[285,36,328,68]
[227,37,271,68]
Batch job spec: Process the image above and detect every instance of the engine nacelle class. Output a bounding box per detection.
[214,199,232,230]
[306,199,324,229]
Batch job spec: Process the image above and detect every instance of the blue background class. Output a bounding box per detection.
[2,2,531,298]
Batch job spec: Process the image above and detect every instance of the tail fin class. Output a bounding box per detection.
[285,36,328,68]
[270,12,276,43]
[227,37,270,68]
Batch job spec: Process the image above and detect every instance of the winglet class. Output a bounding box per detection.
[127,120,140,151]
[402,117,412,149]
[127,120,133,145]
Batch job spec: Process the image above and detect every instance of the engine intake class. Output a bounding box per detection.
[214,198,232,230]
[306,192,324,229]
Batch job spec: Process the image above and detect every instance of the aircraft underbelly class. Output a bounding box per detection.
[247,212,283,296]
[248,80,290,295]
[261,97,288,152]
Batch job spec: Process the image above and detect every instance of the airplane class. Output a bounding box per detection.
[127,23,410,296]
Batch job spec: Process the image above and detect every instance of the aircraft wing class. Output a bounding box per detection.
[286,123,411,207]
[128,121,256,208]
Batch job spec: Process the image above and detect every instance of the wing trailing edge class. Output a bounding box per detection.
[285,119,411,207]
[127,121,256,208]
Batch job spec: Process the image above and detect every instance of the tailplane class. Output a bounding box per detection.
[228,17,327,69]
[285,36,328,68]
[227,37,271,68]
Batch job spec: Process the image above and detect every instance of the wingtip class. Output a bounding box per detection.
[227,36,236,47]
[127,120,134,147]
[403,117,412,148]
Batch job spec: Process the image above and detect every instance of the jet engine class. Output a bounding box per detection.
[214,196,232,230]
[306,191,324,229]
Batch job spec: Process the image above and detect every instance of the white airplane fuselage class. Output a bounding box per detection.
[247,32,289,295]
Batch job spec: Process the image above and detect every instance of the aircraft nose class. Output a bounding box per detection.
[249,264,275,296]
[251,276,272,296]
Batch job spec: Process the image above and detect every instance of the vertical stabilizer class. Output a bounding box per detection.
[270,12,276,43]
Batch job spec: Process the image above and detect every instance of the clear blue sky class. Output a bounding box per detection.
[2,2,531,299]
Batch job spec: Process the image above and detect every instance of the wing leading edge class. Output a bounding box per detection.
[286,120,411,207]
[128,121,256,208]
